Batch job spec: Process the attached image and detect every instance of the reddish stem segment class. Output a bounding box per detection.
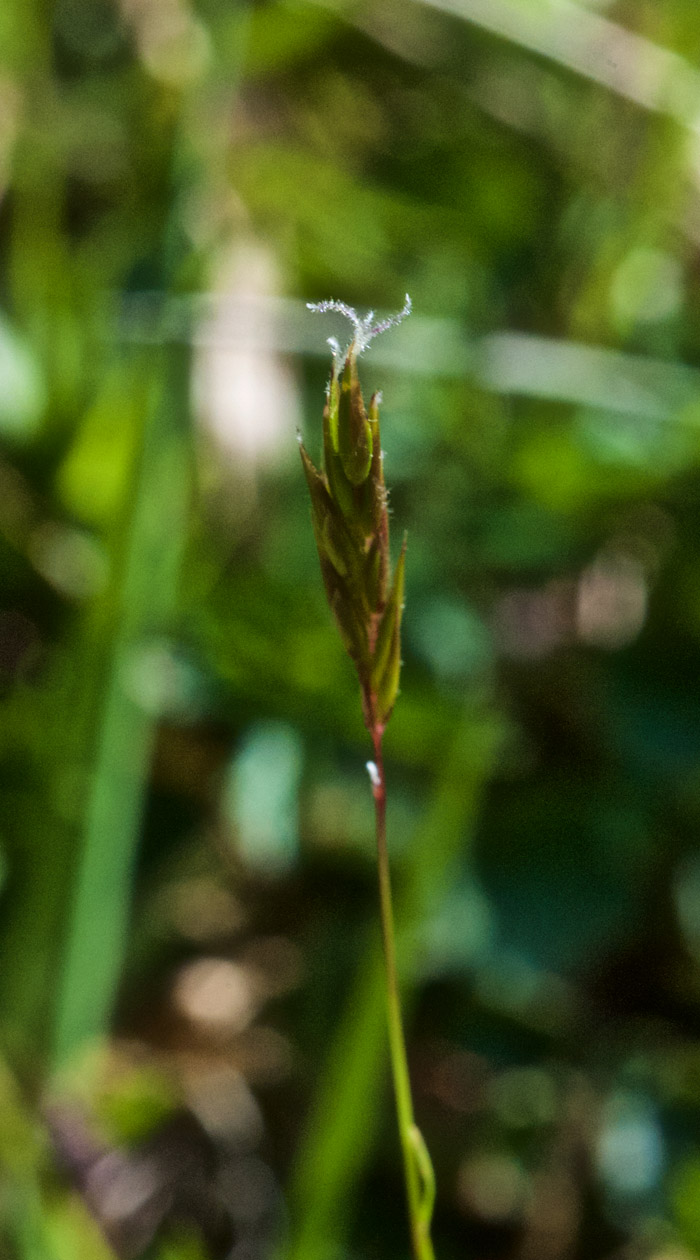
[369,727,436,1260]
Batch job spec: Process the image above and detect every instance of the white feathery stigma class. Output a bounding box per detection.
[307,294,412,357]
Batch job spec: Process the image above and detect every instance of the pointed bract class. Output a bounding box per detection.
[301,305,409,736]
[299,441,328,507]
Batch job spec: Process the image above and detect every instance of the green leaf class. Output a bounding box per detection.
[355,393,387,542]
[371,536,407,725]
[324,370,340,453]
[323,416,356,522]
[300,442,363,584]
[363,540,386,611]
[337,353,373,486]
[321,510,356,581]
[318,555,369,668]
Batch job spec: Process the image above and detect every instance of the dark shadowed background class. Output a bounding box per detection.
[2,1,700,1258]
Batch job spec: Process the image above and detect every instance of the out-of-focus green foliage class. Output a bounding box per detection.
[5,1,700,1258]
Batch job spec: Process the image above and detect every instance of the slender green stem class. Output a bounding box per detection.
[370,729,436,1260]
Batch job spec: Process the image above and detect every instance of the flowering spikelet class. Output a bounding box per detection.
[300,297,411,734]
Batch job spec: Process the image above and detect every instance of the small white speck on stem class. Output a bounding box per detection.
[366,760,381,789]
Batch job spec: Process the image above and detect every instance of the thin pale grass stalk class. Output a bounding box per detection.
[370,730,435,1260]
[300,297,436,1258]
[283,707,500,1260]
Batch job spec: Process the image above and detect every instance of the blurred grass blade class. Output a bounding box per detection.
[0,1053,47,1258]
[0,1055,118,1259]
[410,0,700,127]
[51,343,191,1069]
